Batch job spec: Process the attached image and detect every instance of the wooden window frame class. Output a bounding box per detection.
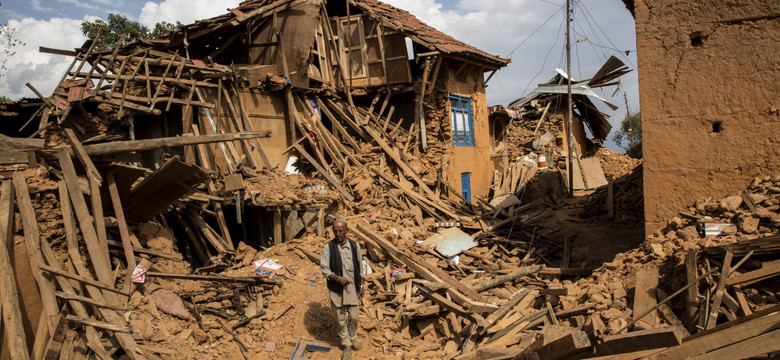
[450,94,475,147]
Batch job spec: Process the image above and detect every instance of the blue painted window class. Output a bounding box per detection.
[450,94,474,146]
[461,172,472,203]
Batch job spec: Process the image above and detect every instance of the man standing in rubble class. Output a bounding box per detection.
[320,217,365,360]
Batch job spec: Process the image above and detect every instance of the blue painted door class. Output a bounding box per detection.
[461,172,471,203]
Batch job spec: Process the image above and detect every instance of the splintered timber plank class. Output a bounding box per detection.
[55,180,141,359]
[706,251,732,330]
[106,171,137,277]
[648,306,780,359]
[322,97,369,140]
[145,272,277,284]
[42,315,69,360]
[58,184,114,301]
[127,156,208,222]
[302,95,355,158]
[726,261,780,287]
[57,152,112,280]
[39,197,111,359]
[696,328,780,360]
[0,180,31,360]
[633,267,659,330]
[57,153,143,357]
[471,265,542,293]
[88,178,109,264]
[12,173,59,334]
[583,327,682,359]
[79,132,269,156]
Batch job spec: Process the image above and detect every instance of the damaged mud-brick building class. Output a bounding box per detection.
[0,0,516,357]
[27,0,510,245]
[162,0,510,203]
[623,0,780,232]
[487,56,632,200]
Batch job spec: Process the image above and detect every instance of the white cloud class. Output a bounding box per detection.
[0,16,96,100]
[138,0,242,27]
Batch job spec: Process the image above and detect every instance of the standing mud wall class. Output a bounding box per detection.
[430,61,494,201]
[633,0,780,233]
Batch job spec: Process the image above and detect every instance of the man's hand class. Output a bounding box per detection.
[336,275,351,286]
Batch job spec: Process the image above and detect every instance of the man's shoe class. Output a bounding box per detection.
[351,339,363,351]
[341,347,352,360]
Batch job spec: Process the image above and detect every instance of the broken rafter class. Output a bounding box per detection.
[60,132,270,156]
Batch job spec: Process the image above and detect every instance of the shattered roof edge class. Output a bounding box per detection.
[353,0,510,67]
[173,0,509,68]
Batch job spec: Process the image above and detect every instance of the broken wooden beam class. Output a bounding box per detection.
[706,251,732,330]
[68,132,269,156]
[647,304,780,359]
[472,265,542,293]
[145,272,279,284]
[726,261,780,288]
[616,266,718,335]
[0,180,31,360]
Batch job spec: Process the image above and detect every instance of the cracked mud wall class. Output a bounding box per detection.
[634,0,780,233]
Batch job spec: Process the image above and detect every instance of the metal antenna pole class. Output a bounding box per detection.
[566,0,574,197]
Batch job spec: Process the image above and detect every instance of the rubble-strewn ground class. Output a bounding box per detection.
[13,142,780,360]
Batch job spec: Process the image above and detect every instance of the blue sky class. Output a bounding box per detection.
[0,0,638,150]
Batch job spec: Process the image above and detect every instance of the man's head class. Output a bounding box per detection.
[333,217,348,244]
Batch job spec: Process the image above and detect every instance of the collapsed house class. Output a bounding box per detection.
[488,56,632,200]
[0,0,778,359]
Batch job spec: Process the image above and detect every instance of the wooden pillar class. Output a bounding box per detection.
[317,208,324,237]
[684,249,699,331]
[273,207,282,246]
[608,175,614,219]
[0,180,31,359]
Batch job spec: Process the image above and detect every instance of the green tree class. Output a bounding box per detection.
[611,111,641,152]
[151,21,181,39]
[0,23,24,78]
[81,14,181,51]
